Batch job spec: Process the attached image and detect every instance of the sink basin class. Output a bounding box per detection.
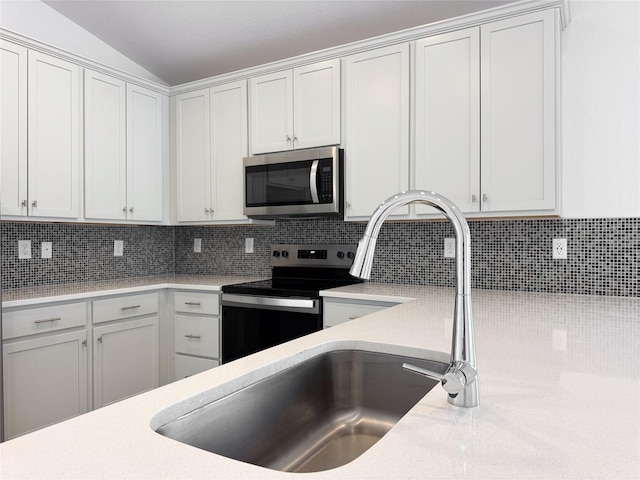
[154,349,444,473]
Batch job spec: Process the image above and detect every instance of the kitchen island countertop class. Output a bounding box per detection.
[1,283,639,479]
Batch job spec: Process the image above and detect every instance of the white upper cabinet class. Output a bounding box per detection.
[414,9,559,217]
[414,28,480,216]
[209,80,248,221]
[0,40,28,217]
[174,81,252,223]
[480,9,557,213]
[126,84,164,222]
[292,61,341,149]
[249,59,340,154]
[84,70,127,220]
[345,44,410,220]
[174,89,211,222]
[28,51,81,219]
[2,46,83,220]
[85,70,164,222]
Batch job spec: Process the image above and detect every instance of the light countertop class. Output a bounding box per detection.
[1,275,268,308]
[1,283,639,479]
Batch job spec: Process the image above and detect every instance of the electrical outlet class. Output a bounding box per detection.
[114,240,124,257]
[194,238,202,253]
[245,238,254,254]
[18,240,31,259]
[552,238,567,259]
[444,238,455,258]
[41,242,52,259]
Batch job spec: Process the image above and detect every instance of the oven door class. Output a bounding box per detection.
[221,294,322,364]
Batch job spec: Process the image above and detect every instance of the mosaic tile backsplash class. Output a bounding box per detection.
[2,217,639,297]
[1,222,174,289]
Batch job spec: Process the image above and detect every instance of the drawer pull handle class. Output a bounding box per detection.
[121,305,141,311]
[34,317,61,324]
[185,302,201,306]
[348,316,360,320]
[184,334,201,339]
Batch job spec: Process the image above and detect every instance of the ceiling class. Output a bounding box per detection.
[43,0,516,86]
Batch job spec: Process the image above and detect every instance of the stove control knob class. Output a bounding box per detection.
[273,251,280,257]
[347,251,355,260]
[337,251,345,259]
[281,250,289,258]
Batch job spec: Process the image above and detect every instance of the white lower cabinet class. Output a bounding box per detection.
[323,297,398,328]
[3,330,88,439]
[93,316,159,408]
[172,291,221,381]
[2,301,89,439]
[2,292,163,438]
[92,293,160,409]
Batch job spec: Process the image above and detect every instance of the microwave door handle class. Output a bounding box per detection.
[310,160,320,204]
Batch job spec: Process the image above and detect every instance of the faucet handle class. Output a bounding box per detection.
[403,361,477,397]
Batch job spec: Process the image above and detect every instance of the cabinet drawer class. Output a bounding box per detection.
[174,315,219,358]
[323,298,398,328]
[174,291,219,315]
[93,292,158,324]
[174,354,218,381]
[3,302,87,340]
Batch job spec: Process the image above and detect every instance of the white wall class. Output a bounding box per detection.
[562,0,640,218]
[0,0,167,85]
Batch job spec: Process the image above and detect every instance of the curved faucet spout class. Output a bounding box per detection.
[349,190,479,408]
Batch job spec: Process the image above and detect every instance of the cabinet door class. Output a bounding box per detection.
[210,80,248,221]
[127,84,164,222]
[293,59,341,149]
[480,9,557,212]
[345,44,410,220]
[93,317,159,409]
[3,330,88,439]
[27,51,81,218]
[174,89,212,221]
[84,70,127,221]
[249,70,293,154]
[414,29,480,215]
[0,41,28,217]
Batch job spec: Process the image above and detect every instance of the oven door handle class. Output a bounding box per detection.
[222,293,320,313]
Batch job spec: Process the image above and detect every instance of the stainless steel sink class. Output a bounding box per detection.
[154,349,444,473]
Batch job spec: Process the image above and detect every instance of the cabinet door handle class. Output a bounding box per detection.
[34,317,61,324]
[129,207,134,213]
[286,135,291,143]
[31,200,37,208]
[184,302,201,306]
[482,194,488,202]
[97,336,103,344]
[121,305,141,311]
[471,195,477,203]
[21,200,27,207]
[82,340,87,347]
[184,334,201,339]
[122,206,127,212]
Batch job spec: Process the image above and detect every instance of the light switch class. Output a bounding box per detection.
[245,238,254,254]
[41,242,52,259]
[114,240,124,257]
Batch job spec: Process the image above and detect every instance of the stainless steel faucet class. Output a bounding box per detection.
[349,190,479,408]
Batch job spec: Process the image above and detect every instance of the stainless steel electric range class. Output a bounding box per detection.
[220,244,360,364]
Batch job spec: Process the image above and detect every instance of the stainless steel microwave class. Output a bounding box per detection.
[243,146,344,219]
